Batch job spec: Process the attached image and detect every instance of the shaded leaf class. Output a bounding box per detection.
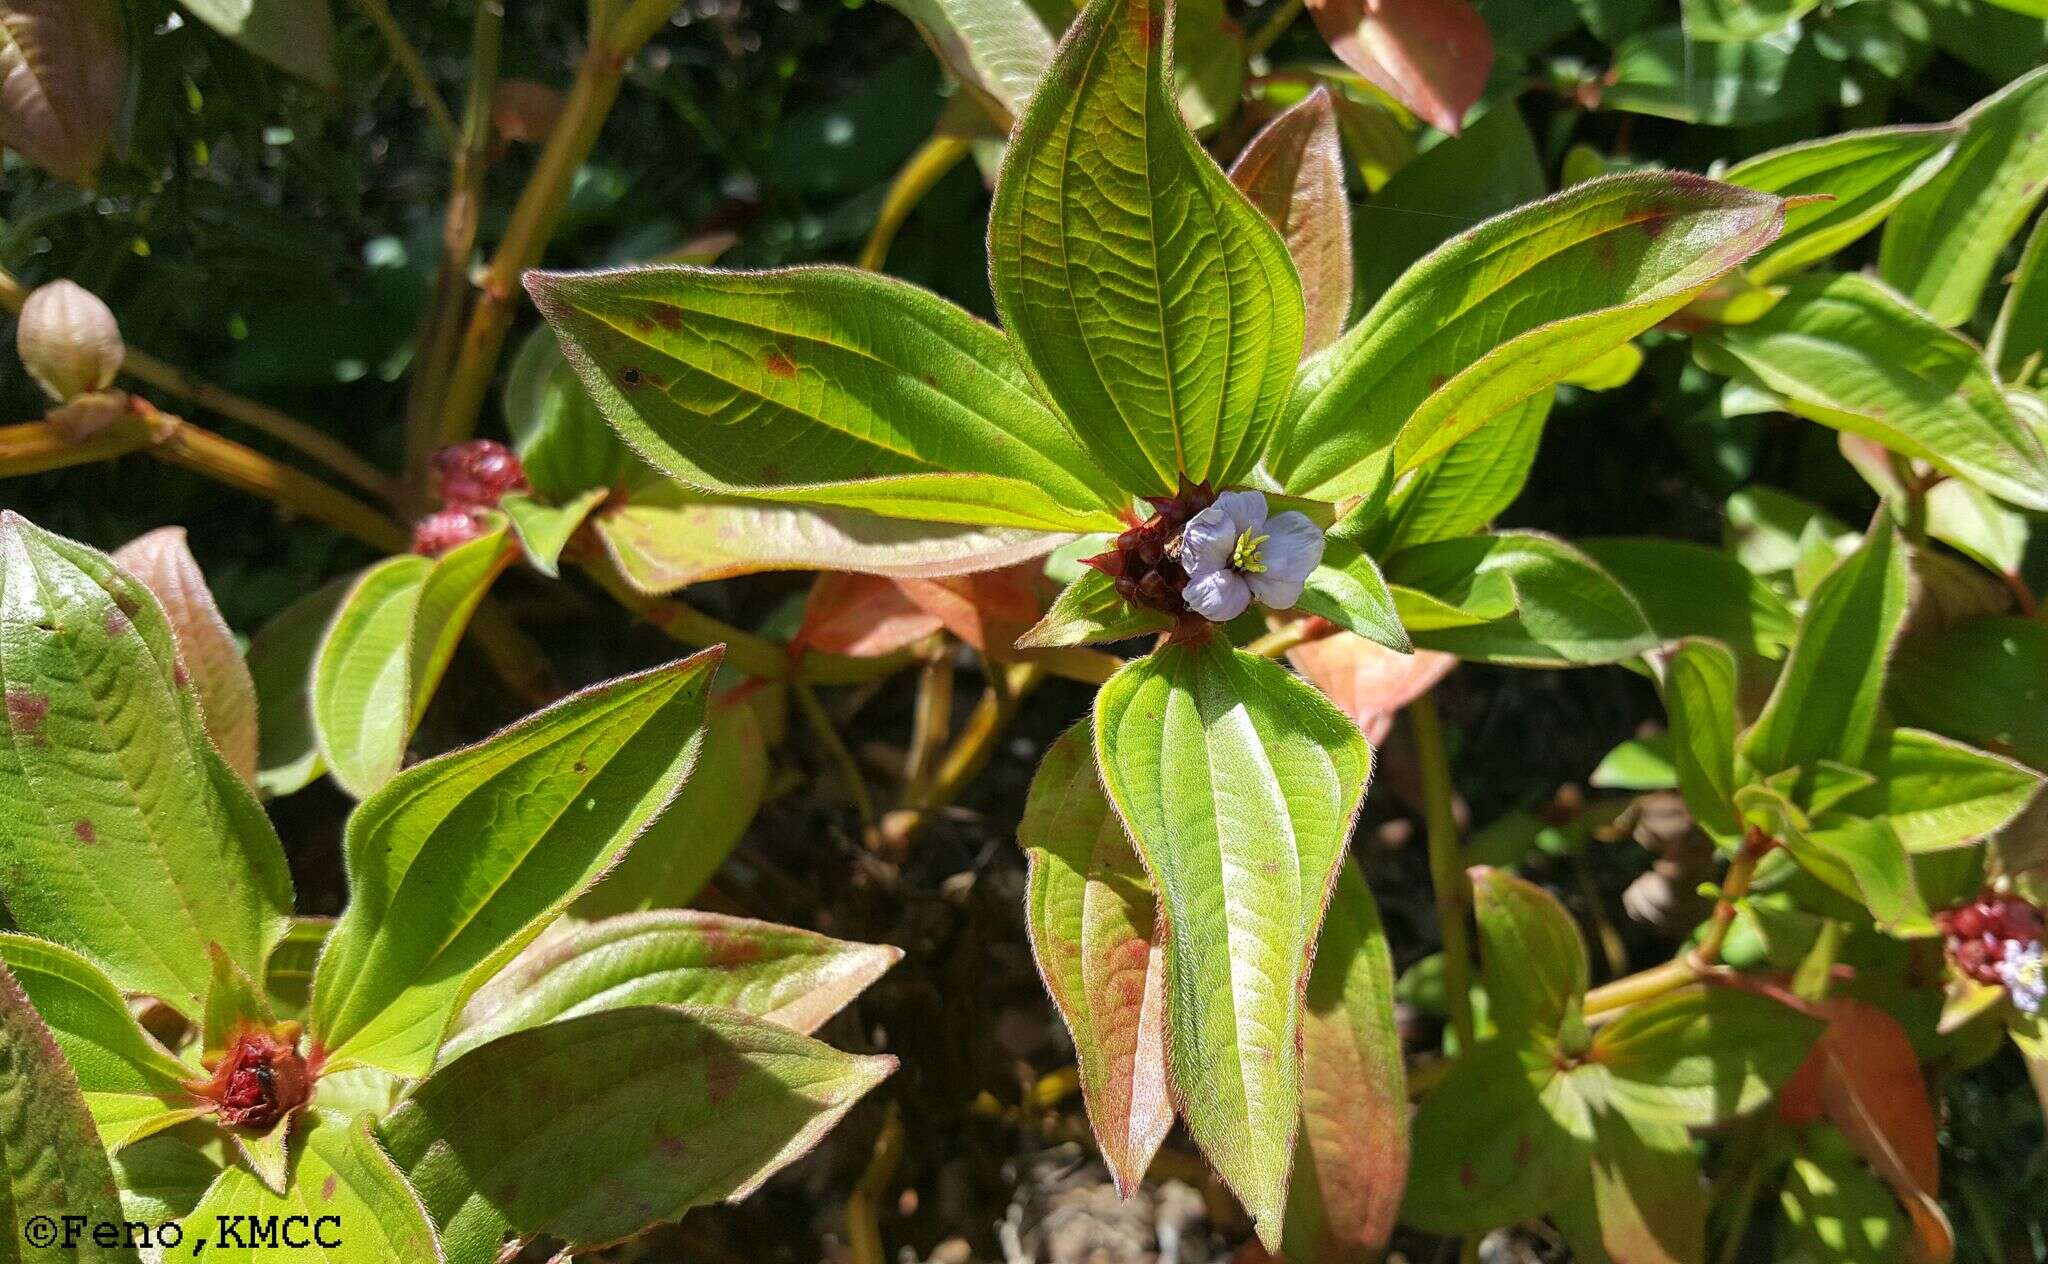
[178,0,336,88]
[1386,532,1656,666]
[1380,390,1550,552]
[246,577,349,799]
[1602,25,1829,126]
[1403,1037,1591,1232]
[1837,728,2042,852]
[1579,538,1798,658]
[1990,211,2048,384]
[499,489,606,578]
[1551,1110,1707,1264]
[1286,634,1453,745]
[1888,616,2048,770]
[0,0,125,183]
[1663,638,1742,841]
[1472,866,1587,1035]
[1596,985,1823,1126]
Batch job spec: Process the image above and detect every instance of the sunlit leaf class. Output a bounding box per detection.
[1230,88,1355,357]
[1304,0,1493,136]
[1721,124,1960,285]
[112,527,259,786]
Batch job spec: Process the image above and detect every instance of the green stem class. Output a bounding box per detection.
[405,0,505,498]
[859,134,972,272]
[795,681,876,828]
[1411,691,1476,1051]
[1247,0,1305,58]
[351,0,460,147]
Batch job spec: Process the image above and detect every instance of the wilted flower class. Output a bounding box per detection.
[1179,491,1324,622]
[1998,940,2045,1016]
[16,280,123,403]
[186,1024,312,1131]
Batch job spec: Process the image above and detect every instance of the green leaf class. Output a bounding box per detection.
[1380,391,1550,552]
[1991,210,2048,386]
[445,910,898,1064]
[530,265,1124,531]
[1283,173,1785,498]
[1471,866,1588,1035]
[307,651,720,1077]
[1721,124,1960,286]
[1388,574,1517,632]
[247,577,349,799]
[1595,986,1822,1126]
[502,321,629,500]
[1282,859,1407,1264]
[1020,724,1172,1194]
[0,0,127,185]
[593,467,1059,596]
[1924,479,2030,578]
[988,0,1305,495]
[1880,64,2048,327]
[1835,728,2044,852]
[1780,1130,1913,1264]
[1590,736,1678,792]
[1680,0,1818,41]
[1602,25,1829,126]
[181,1112,439,1264]
[573,694,770,915]
[263,917,330,1020]
[500,489,606,578]
[1579,538,1798,658]
[882,0,1056,125]
[1299,536,1410,654]
[200,943,272,1058]
[1742,518,1907,777]
[1551,1109,1708,1264]
[1386,532,1657,666]
[1017,568,1174,649]
[109,1129,228,1226]
[112,527,259,787]
[0,958,138,1262]
[1701,272,2048,511]
[1663,639,1743,842]
[311,526,513,798]
[178,0,335,87]
[1722,485,1851,591]
[0,513,293,1017]
[1743,789,1933,936]
[1404,1037,1591,1232]
[0,934,200,1152]
[1229,87,1353,358]
[1888,616,2048,769]
[1092,637,1369,1244]
[380,1006,894,1264]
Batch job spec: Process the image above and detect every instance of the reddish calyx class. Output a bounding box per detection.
[1082,476,1216,617]
[188,1024,313,1131]
[1937,889,2044,986]
[413,439,529,557]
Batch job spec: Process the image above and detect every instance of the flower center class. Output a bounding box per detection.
[1231,530,1269,574]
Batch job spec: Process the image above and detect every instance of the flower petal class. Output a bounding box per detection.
[1246,570,1308,611]
[1181,504,1240,573]
[1259,510,1326,583]
[1212,490,1270,537]
[1185,570,1252,622]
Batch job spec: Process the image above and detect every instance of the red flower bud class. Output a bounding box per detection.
[432,439,528,511]
[188,1025,312,1131]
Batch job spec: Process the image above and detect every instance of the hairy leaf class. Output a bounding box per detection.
[989,0,1305,495]
[1702,272,2048,511]
[112,527,259,786]
[1881,63,2048,326]
[1472,865,1587,1034]
[0,513,292,1017]
[1663,639,1743,842]
[1093,638,1369,1244]
[1722,124,1960,285]
[884,0,1056,125]
[531,265,1124,531]
[381,1006,893,1264]
[1020,724,1172,1194]
[500,489,607,578]
[1380,391,1550,552]
[1283,173,1784,498]
[308,652,719,1077]
[1018,569,1175,649]
[1300,536,1411,653]
[1386,532,1656,666]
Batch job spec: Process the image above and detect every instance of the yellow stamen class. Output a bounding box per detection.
[1232,530,1268,574]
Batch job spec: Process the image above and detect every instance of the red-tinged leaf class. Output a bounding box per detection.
[1305,0,1493,136]
[1020,724,1173,1194]
[1287,633,1453,744]
[1282,859,1408,1262]
[0,0,126,184]
[795,572,944,658]
[896,560,1052,654]
[1779,998,1955,1264]
[1231,88,1356,358]
[113,527,260,786]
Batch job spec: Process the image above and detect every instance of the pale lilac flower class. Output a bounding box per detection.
[1179,491,1324,622]
[1997,939,2045,1015]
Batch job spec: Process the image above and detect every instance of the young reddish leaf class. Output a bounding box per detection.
[1779,998,1955,1264]
[895,560,1051,654]
[1020,725,1173,1194]
[1286,633,1453,744]
[1304,0,1493,137]
[796,573,945,658]
[113,527,260,786]
[1283,859,1409,1262]
[0,0,126,184]
[1230,88,1356,357]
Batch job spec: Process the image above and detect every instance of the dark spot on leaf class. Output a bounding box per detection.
[652,304,684,330]
[1459,1162,1477,1189]
[1639,212,1671,240]
[704,924,764,967]
[1428,373,1448,391]
[321,1174,337,1201]
[658,1135,689,1159]
[1595,236,1618,270]
[6,690,50,739]
[573,760,588,774]
[72,821,95,844]
[763,351,798,379]
[1514,1133,1532,1163]
[618,366,644,389]
[921,373,939,388]
[103,608,129,636]
[705,1050,742,1105]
